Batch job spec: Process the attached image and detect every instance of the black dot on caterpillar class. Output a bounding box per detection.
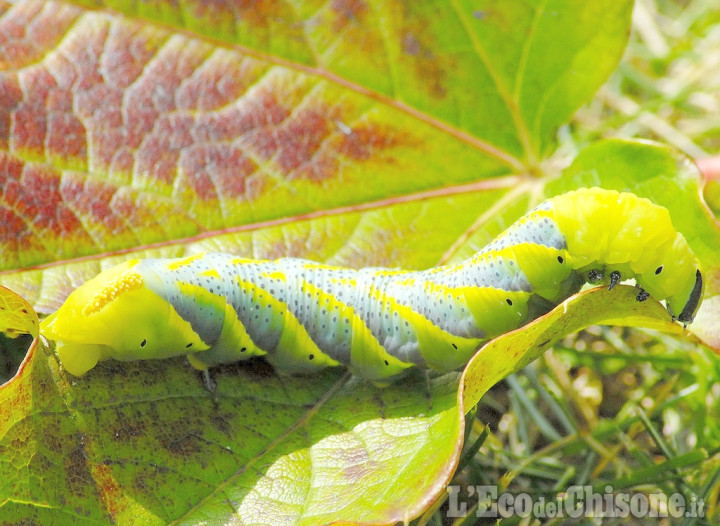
[140,339,147,348]
[655,266,663,275]
[609,271,621,290]
[557,256,564,264]
[506,299,513,306]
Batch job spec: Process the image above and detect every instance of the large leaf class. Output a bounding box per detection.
[0,283,683,525]
[0,0,633,288]
[4,1,719,524]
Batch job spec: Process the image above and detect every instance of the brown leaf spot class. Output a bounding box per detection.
[11,108,47,155]
[262,236,315,260]
[186,0,233,21]
[0,152,24,190]
[331,0,369,32]
[246,99,405,183]
[209,409,234,438]
[0,2,78,69]
[0,209,29,261]
[92,463,128,520]
[103,24,165,88]
[249,104,337,176]
[177,55,262,112]
[43,428,66,456]
[120,42,206,152]
[76,84,123,130]
[336,121,411,161]
[132,469,163,494]
[179,144,259,201]
[58,175,125,234]
[344,460,379,484]
[192,88,289,145]
[234,0,287,32]
[159,431,201,456]
[0,157,89,265]
[134,115,194,185]
[337,445,375,483]
[65,443,95,498]
[109,420,146,442]
[0,77,22,149]
[20,164,82,236]
[400,13,450,99]
[47,112,87,163]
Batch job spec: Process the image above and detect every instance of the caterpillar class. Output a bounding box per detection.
[40,188,704,380]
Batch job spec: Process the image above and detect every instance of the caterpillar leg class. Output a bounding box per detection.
[55,341,107,377]
[186,354,218,391]
[588,269,603,283]
[635,286,686,326]
[609,271,621,290]
[201,368,217,392]
[636,288,650,302]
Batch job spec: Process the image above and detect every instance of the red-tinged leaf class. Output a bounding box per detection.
[0,0,633,285]
[0,285,38,340]
[3,2,718,525]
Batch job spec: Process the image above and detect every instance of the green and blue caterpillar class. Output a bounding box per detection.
[41,188,704,380]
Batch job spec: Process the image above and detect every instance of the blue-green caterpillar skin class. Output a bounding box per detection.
[40,188,704,380]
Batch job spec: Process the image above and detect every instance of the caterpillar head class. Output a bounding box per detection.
[40,260,208,376]
[634,234,704,325]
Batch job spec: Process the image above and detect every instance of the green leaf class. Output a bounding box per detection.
[1,339,463,524]
[0,0,633,282]
[0,283,679,525]
[0,286,38,340]
[4,1,716,525]
[460,285,683,412]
